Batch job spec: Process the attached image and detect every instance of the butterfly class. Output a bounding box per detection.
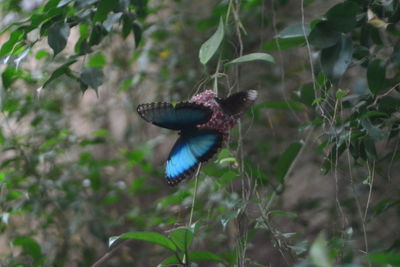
[137,90,258,186]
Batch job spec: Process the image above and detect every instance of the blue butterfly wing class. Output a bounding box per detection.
[137,102,212,130]
[165,129,223,186]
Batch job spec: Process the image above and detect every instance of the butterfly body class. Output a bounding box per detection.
[137,90,257,186]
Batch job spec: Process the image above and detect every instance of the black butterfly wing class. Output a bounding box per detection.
[215,90,258,117]
[165,129,223,186]
[137,102,213,130]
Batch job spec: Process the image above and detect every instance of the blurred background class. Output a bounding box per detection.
[1,0,400,266]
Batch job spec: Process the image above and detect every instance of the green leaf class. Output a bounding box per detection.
[48,22,70,56]
[188,251,225,262]
[298,83,315,107]
[87,53,106,67]
[103,12,123,32]
[263,24,310,51]
[309,21,341,49]
[320,34,352,81]
[132,22,142,45]
[35,49,49,59]
[93,0,118,23]
[225,53,275,66]
[310,232,333,267]
[109,232,177,252]
[2,67,22,89]
[0,29,24,58]
[326,1,361,32]
[43,59,77,88]
[199,17,224,64]
[169,228,194,252]
[367,59,387,95]
[80,67,104,90]
[13,237,42,262]
[368,252,400,265]
[259,100,305,111]
[161,251,225,265]
[276,142,302,183]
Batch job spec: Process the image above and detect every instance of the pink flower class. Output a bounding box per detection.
[190,90,237,134]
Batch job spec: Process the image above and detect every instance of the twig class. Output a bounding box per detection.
[91,240,130,267]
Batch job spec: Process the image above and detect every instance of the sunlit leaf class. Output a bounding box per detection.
[109,232,177,252]
[225,53,275,66]
[199,17,224,64]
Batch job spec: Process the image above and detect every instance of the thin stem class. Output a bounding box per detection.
[188,164,201,227]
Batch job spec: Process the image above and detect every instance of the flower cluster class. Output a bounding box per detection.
[190,90,237,134]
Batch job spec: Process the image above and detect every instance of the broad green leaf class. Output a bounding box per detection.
[276,142,302,183]
[87,53,106,67]
[109,232,177,252]
[263,24,310,51]
[225,53,275,66]
[259,100,305,111]
[161,250,225,265]
[48,22,70,56]
[93,0,118,23]
[367,59,387,95]
[199,17,224,65]
[169,228,194,252]
[320,34,352,81]
[2,67,22,89]
[188,251,225,262]
[80,67,104,90]
[309,21,341,49]
[368,252,400,265]
[310,232,333,267]
[13,237,42,262]
[326,1,361,32]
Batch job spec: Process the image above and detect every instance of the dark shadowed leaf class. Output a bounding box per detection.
[93,0,118,22]
[225,53,275,66]
[326,1,361,32]
[48,22,70,56]
[161,251,225,265]
[276,142,303,183]
[199,17,224,64]
[320,34,352,81]
[80,67,104,90]
[309,21,341,49]
[109,232,177,252]
[132,22,142,45]
[367,59,387,95]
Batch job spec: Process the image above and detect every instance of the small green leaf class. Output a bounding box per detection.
[169,228,194,252]
[298,83,315,107]
[13,237,42,262]
[93,0,118,23]
[80,67,104,90]
[225,53,275,66]
[0,29,24,58]
[199,17,224,65]
[110,232,177,252]
[161,250,225,265]
[35,49,49,59]
[367,59,387,95]
[276,142,303,183]
[87,53,106,67]
[320,34,352,81]
[43,59,77,88]
[48,22,70,56]
[2,67,22,89]
[310,232,333,267]
[103,12,123,32]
